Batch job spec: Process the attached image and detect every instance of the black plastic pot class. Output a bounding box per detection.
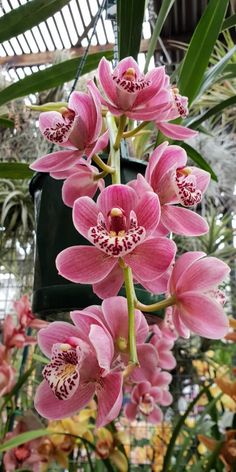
[30,157,163,318]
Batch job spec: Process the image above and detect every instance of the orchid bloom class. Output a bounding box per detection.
[168,251,230,339]
[50,160,105,208]
[124,370,172,424]
[149,325,176,370]
[95,427,128,472]
[130,142,210,236]
[35,297,158,428]
[56,184,176,298]
[30,81,108,175]
[93,56,171,120]
[155,86,198,140]
[0,345,16,397]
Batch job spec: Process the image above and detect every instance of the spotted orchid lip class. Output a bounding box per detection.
[88,210,146,257]
[112,73,151,94]
[43,115,74,144]
[174,168,202,207]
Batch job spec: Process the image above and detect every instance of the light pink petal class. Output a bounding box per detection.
[176,257,230,293]
[70,310,104,340]
[134,67,167,106]
[148,406,163,424]
[158,122,198,140]
[114,56,141,77]
[159,390,173,406]
[149,145,187,193]
[102,297,148,343]
[62,171,99,208]
[96,372,123,427]
[169,251,206,294]
[34,380,94,419]
[145,142,169,183]
[87,81,103,140]
[98,57,117,106]
[38,321,81,357]
[56,246,117,284]
[92,263,123,299]
[161,205,209,236]
[69,91,96,145]
[73,197,99,239]
[191,167,211,193]
[89,324,114,372]
[158,351,176,370]
[130,344,158,382]
[177,292,229,339]
[97,184,137,217]
[87,130,109,161]
[30,150,81,172]
[172,307,190,338]
[135,191,160,235]
[132,381,151,403]
[125,238,176,281]
[135,269,170,294]
[128,173,153,197]
[124,402,138,420]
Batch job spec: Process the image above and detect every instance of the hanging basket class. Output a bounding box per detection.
[30,157,163,319]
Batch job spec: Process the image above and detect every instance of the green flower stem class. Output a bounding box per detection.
[113,115,127,151]
[93,170,108,181]
[92,154,115,174]
[123,265,139,366]
[106,113,121,184]
[123,121,150,139]
[135,295,176,313]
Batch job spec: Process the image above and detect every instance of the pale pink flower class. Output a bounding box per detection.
[56,184,176,299]
[0,345,16,397]
[130,142,210,236]
[35,297,158,427]
[149,325,176,370]
[155,87,198,140]
[14,294,47,330]
[124,370,172,423]
[93,56,172,120]
[30,81,108,175]
[168,251,230,339]
[3,416,45,472]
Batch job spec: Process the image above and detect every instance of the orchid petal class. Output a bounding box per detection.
[135,191,160,235]
[87,130,109,161]
[97,184,137,218]
[125,238,176,281]
[169,251,206,294]
[124,402,137,420]
[92,263,123,299]
[157,122,198,140]
[96,373,123,427]
[176,257,230,293]
[73,197,99,239]
[62,171,99,208]
[131,344,158,382]
[56,246,117,284]
[38,321,81,358]
[161,205,209,236]
[89,324,114,372]
[177,292,229,339]
[148,406,163,423]
[172,307,190,338]
[30,150,81,172]
[98,57,117,106]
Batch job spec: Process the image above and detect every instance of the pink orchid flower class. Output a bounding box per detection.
[149,325,176,370]
[124,370,172,423]
[56,184,176,299]
[35,297,158,428]
[14,294,48,330]
[52,160,105,208]
[130,142,210,236]
[30,81,108,175]
[93,56,172,120]
[0,345,16,397]
[155,87,198,140]
[168,251,230,339]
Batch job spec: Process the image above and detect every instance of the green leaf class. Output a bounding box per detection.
[0,429,53,452]
[0,51,113,107]
[0,163,33,179]
[144,0,175,73]
[221,63,236,79]
[181,143,218,182]
[178,0,229,104]
[117,0,146,60]
[0,0,70,43]
[187,95,236,129]
[222,13,236,30]
[0,115,14,128]
[195,45,236,99]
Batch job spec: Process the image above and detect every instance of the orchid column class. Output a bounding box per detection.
[30,56,230,427]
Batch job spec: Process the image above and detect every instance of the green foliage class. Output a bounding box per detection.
[0,163,34,179]
[178,0,229,104]
[181,143,218,181]
[0,51,113,107]
[0,0,71,43]
[117,0,146,60]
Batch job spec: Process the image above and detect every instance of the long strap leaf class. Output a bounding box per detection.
[178,0,229,105]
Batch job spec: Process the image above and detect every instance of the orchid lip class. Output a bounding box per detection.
[88,210,146,257]
[174,167,202,207]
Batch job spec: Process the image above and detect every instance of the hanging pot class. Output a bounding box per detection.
[30,157,163,319]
